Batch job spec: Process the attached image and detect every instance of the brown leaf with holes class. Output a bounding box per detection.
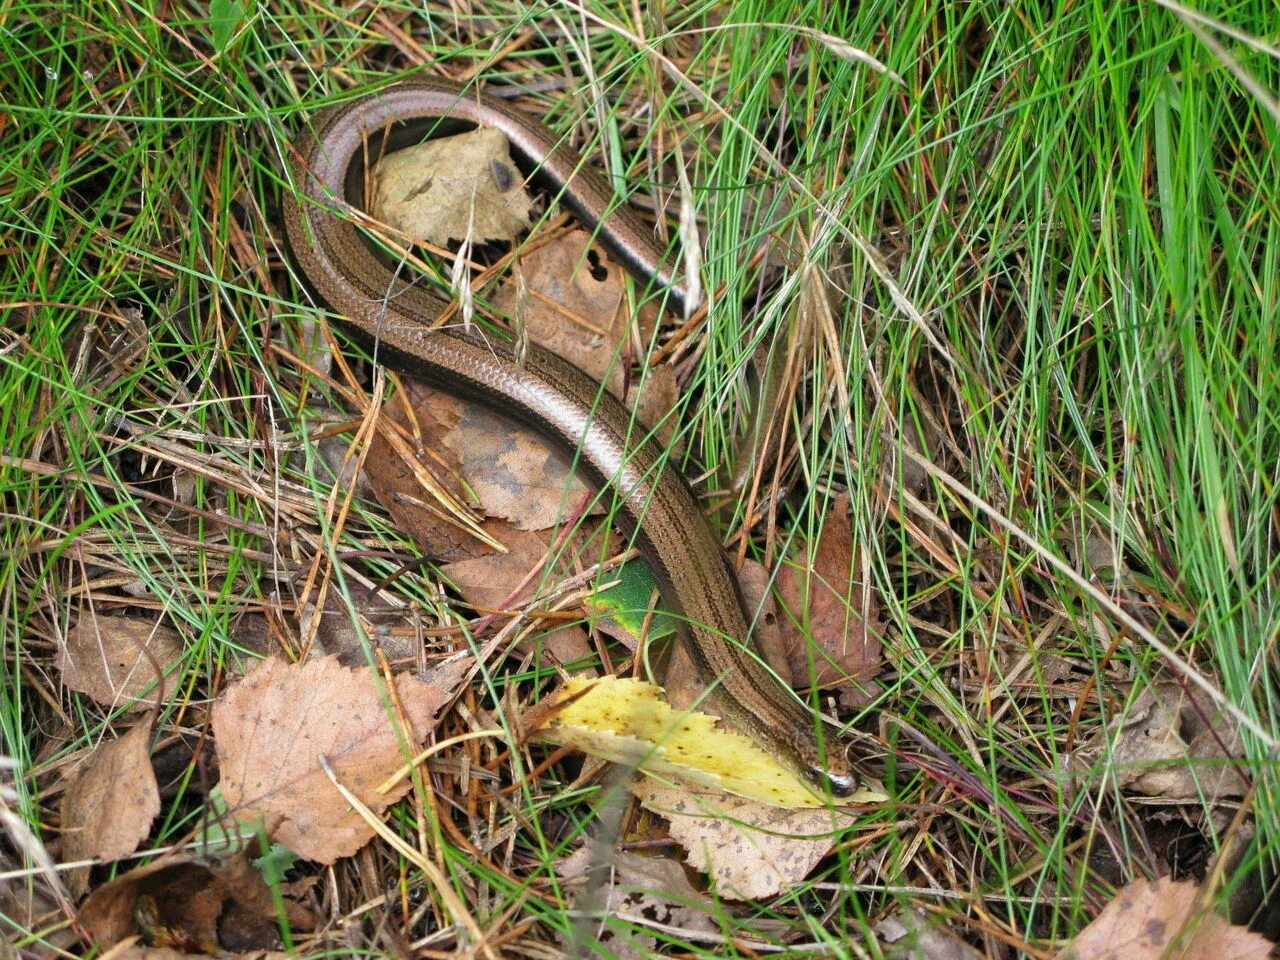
[372,128,534,245]
[58,614,182,711]
[776,492,881,693]
[489,229,678,438]
[635,782,856,899]
[60,722,159,898]
[1057,876,1273,960]
[442,528,593,667]
[212,655,468,863]
[80,853,313,952]
[366,229,679,539]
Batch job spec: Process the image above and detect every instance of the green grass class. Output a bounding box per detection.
[2,0,1278,955]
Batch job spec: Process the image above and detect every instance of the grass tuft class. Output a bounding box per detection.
[1,0,1277,953]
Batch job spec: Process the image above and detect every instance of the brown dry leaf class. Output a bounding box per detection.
[1061,522,1125,579]
[372,128,534,245]
[556,845,719,957]
[489,229,678,435]
[367,229,679,538]
[60,722,160,898]
[441,527,593,667]
[212,655,468,863]
[298,580,431,667]
[227,610,273,660]
[776,492,881,692]
[875,908,987,960]
[361,383,495,561]
[204,855,313,954]
[368,378,596,537]
[1075,682,1248,800]
[80,853,313,952]
[58,613,182,711]
[1057,876,1273,960]
[635,781,856,899]
[443,401,599,530]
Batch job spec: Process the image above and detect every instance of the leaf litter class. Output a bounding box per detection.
[59,721,160,898]
[1057,876,1272,960]
[212,655,468,863]
[79,853,314,953]
[24,55,1276,960]
[371,128,535,247]
[57,612,182,712]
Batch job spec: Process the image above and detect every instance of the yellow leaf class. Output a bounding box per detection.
[529,676,879,808]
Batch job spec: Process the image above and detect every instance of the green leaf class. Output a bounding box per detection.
[584,560,677,642]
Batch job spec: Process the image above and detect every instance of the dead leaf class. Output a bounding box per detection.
[79,853,313,952]
[209,855,312,954]
[364,376,596,539]
[1075,682,1249,800]
[776,492,881,692]
[1061,524,1124,578]
[1057,876,1273,960]
[298,580,429,666]
[443,402,598,530]
[60,722,160,898]
[875,908,987,959]
[212,655,468,863]
[365,230,680,539]
[228,610,273,660]
[635,782,856,899]
[441,527,593,667]
[489,229,677,437]
[1059,502,1127,579]
[556,845,719,957]
[74,948,203,960]
[58,614,182,711]
[362,383,496,561]
[372,128,534,245]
